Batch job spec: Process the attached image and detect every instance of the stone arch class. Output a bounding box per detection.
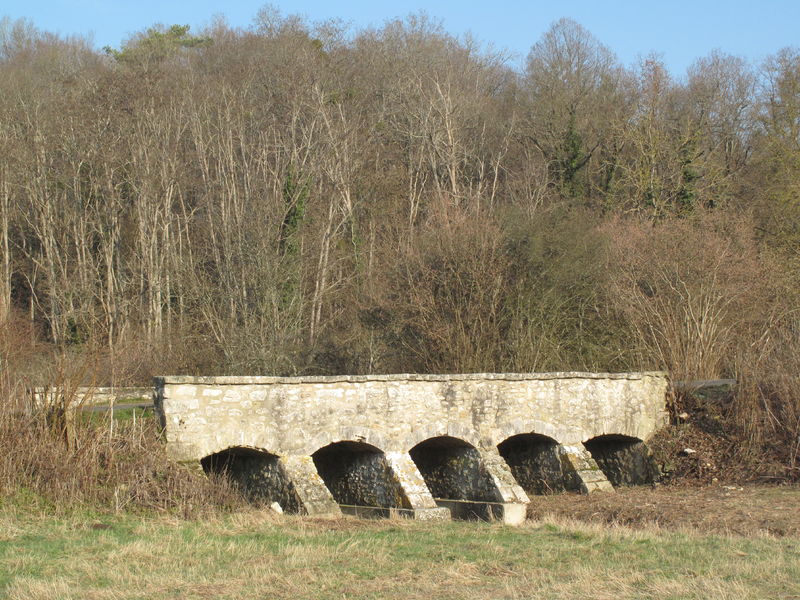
[497,433,574,495]
[408,435,502,504]
[200,445,302,512]
[402,421,481,453]
[583,434,659,487]
[311,440,409,509]
[494,419,566,448]
[304,426,391,457]
[200,440,278,461]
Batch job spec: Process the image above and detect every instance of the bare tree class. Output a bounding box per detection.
[523,18,628,203]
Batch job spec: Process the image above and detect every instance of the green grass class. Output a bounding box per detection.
[75,406,153,425]
[1,510,798,600]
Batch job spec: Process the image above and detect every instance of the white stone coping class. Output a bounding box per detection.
[155,372,667,386]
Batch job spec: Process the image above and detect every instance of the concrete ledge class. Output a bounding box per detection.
[156,371,667,386]
[411,507,452,521]
[581,480,615,493]
[339,505,450,520]
[434,499,528,525]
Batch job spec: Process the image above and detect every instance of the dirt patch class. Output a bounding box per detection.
[526,484,800,537]
[650,381,799,485]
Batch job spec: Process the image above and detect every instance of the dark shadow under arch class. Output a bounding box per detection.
[583,435,659,487]
[312,441,408,509]
[200,446,302,512]
[409,436,500,502]
[498,433,578,494]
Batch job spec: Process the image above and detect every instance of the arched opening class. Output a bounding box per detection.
[200,447,301,512]
[498,433,577,494]
[312,441,408,510]
[409,436,501,503]
[583,435,659,487]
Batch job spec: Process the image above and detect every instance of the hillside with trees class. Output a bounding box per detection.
[0,10,798,480]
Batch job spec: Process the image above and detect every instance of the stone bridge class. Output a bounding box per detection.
[154,372,668,524]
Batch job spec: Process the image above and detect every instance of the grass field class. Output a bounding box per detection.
[1,508,798,600]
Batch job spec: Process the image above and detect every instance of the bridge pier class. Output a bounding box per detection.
[384,452,451,520]
[478,446,530,525]
[280,455,341,517]
[558,445,615,493]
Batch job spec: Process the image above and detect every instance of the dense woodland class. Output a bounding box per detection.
[0,9,799,474]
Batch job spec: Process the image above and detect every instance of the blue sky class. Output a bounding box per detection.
[3,0,798,75]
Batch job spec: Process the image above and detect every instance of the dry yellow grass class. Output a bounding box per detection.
[1,510,798,600]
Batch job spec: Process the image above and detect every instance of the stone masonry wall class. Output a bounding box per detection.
[584,438,660,487]
[410,443,501,502]
[201,449,302,512]
[155,372,668,519]
[499,435,573,495]
[313,445,409,508]
[155,372,668,462]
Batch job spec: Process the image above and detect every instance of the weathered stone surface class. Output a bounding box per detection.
[280,455,341,517]
[559,445,615,494]
[384,452,438,509]
[201,448,302,512]
[584,437,660,487]
[154,371,668,519]
[313,443,407,509]
[432,500,527,525]
[410,439,501,502]
[499,434,568,495]
[478,446,530,504]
